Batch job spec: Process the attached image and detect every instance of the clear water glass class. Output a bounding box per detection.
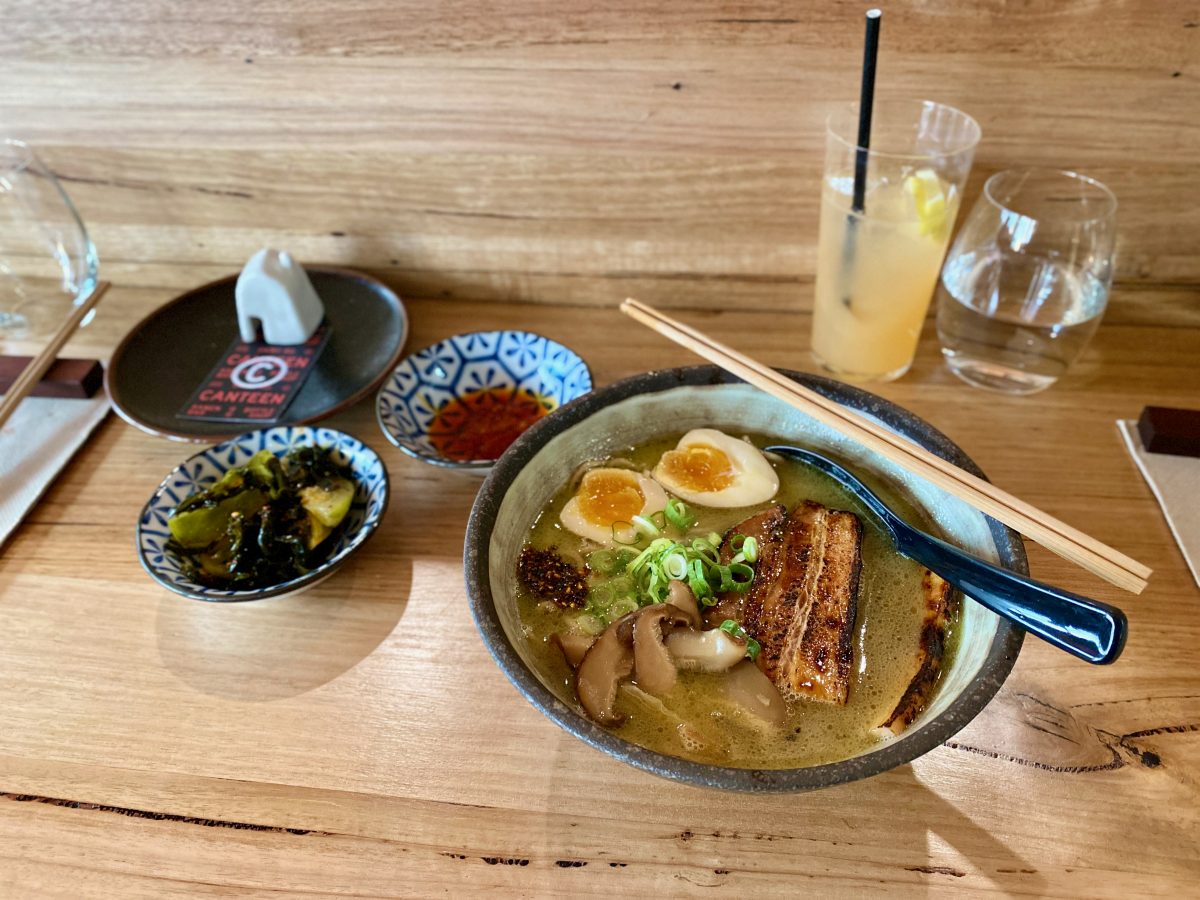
[0,139,99,338]
[811,99,980,382]
[935,168,1116,394]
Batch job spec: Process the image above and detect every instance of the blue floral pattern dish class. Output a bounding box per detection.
[137,426,389,601]
[375,330,592,469]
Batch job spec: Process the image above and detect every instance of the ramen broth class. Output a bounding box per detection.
[515,433,959,769]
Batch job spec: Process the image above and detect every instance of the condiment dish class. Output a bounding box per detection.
[376,330,591,471]
[464,366,1026,791]
[138,426,388,601]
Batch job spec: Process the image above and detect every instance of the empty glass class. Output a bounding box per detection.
[0,139,98,338]
[935,168,1116,394]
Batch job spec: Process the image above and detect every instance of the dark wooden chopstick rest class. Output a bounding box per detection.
[0,356,104,399]
[1138,406,1200,459]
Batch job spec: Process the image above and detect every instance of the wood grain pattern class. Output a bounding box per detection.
[2,0,1199,894]
[3,293,1200,896]
[1,1,1197,311]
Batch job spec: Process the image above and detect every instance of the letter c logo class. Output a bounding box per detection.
[231,355,288,389]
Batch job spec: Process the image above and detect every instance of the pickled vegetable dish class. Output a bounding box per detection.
[166,447,356,589]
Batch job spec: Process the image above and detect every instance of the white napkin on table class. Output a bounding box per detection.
[1118,420,1200,589]
[0,395,110,548]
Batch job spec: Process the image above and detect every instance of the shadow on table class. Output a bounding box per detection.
[895,765,1049,893]
[154,556,411,701]
[530,737,1047,892]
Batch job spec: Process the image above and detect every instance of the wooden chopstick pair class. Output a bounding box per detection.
[619,297,1151,595]
[0,281,111,429]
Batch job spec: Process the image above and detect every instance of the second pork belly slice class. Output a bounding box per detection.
[744,500,863,705]
[879,570,954,734]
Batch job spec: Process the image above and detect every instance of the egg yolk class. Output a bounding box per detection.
[577,470,645,525]
[658,443,735,493]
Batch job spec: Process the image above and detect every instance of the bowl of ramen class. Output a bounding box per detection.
[464,366,1026,791]
[376,330,592,471]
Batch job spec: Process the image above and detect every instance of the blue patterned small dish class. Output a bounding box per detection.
[137,426,389,601]
[375,330,592,470]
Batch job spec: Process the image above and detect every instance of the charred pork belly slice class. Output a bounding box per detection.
[745,500,862,705]
[880,570,954,734]
[703,504,786,629]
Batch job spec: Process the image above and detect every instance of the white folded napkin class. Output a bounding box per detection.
[0,394,110,548]
[1118,420,1200,589]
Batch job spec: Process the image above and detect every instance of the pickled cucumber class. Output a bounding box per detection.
[164,446,356,589]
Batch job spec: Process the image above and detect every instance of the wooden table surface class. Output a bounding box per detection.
[2,294,1198,896]
[4,1,1199,895]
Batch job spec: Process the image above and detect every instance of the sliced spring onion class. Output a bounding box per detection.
[568,611,607,636]
[587,549,617,575]
[728,562,755,586]
[630,514,660,539]
[662,551,688,580]
[650,510,668,530]
[608,574,636,599]
[687,557,713,605]
[747,637,762,661]
[628,537,670,575]
[742,536,759,563]
[719,619,762,661]
[584,526,759,620]
[727,535,758,568]
[664,498,695,530]
[690,538,720,565]
[589,582,615,606]
[611,521,640,546]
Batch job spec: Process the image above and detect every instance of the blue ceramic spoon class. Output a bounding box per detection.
[765,445,1128,665]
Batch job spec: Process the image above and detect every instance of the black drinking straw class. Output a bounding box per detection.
[841,8,882,308]
[853,9,882,214]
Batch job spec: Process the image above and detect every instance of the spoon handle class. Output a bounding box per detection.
[899,530,1128,665]
[762,446,1128,664]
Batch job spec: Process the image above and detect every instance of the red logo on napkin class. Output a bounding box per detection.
[178,323,331,424]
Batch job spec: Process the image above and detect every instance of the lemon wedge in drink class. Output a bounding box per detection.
[904,168,949,239]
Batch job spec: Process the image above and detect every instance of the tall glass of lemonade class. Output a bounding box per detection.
[811,100,980,381]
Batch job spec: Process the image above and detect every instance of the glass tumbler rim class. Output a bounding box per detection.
[825,98,981,162]
[1,138,37,177]
[982,167,1117,224]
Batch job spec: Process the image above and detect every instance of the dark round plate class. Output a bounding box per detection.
[106,267,408,441]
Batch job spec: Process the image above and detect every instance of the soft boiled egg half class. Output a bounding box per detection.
[652,428,779,508]
[560,467,670,544]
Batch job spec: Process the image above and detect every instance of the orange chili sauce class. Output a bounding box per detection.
[428,387,552,462]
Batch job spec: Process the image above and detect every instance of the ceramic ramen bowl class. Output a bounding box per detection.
[138,426,388,601]
[464,366,1026,792]
[375,330,592,471]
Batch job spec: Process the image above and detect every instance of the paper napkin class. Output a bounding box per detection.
[0,395,110,548]
[1118,420,1200,589]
